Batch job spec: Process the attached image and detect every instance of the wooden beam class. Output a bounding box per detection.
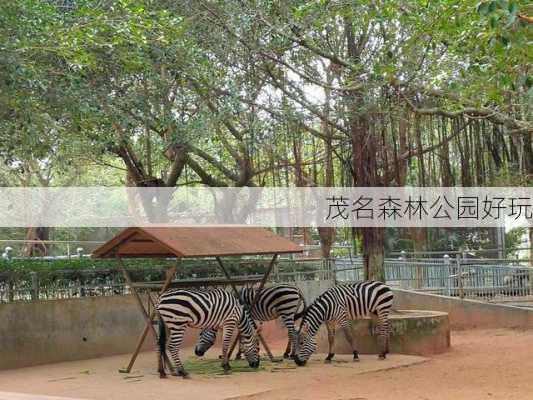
[118,258,176,373]
[216,255,279,362]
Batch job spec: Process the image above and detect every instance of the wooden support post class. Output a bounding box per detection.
[30,272,39,301]
[118,257,177,373]
[215,257,244,358]
[251,254,278,307]
[216,255,279,362]
[215,257,240,296]
[250,254,278,361]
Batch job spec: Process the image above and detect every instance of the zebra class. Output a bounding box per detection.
[156,288,260,378]
[195,284,307,359]
[294,281,393,366]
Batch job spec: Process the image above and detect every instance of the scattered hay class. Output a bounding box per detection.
[183,357,298,377]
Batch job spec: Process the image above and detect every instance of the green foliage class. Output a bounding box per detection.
[0,0,530,259]
[505,227,527,256]
[0,257,318,277]
[0,257,171,272]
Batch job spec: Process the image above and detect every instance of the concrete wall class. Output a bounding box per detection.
[0,296,198,371]
[295,279,335,304]
[0,280,334,371]
[315,310,450,356]
[4,281,531,370]
[393,289,533,330]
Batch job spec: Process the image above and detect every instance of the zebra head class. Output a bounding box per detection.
[294,322,317,366]
[239,308,260,368]
[195,328,217,357]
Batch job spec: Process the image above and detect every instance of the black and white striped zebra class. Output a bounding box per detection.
[156,288,260,378]
[294,281,393,366]
[195,284,306,359]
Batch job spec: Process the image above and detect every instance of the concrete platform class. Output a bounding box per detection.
[0,348,428,400]
[314,309,451,356]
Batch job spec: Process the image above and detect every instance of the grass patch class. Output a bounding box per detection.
[183,357,297,376]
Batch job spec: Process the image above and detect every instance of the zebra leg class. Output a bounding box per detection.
[167,325,190,378]
[280,315,296,359]
[377,312,390,359]
[341,324,359,362]
[324,321,336,363]
[157,319,167,378]
[283,338,292,359]
[235,340,244,360]
[221,320,237,374]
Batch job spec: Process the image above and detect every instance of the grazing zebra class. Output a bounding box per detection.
[195,284,306,359]
[294,281,393,366]
[156,288,260,378]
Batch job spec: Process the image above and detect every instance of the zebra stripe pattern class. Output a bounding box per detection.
[195,284,306,359]
[294,281,394,366]
[156,288,260,378]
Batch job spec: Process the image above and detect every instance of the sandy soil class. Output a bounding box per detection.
[1,329,532,400]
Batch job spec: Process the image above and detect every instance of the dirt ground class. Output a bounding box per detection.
[1,328,533,400]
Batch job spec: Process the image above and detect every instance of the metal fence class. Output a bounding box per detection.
[2,254,531,304]
[334,257,533,302]
[0,266,170,302]
[0,240,107,259]
[0,258,329,303]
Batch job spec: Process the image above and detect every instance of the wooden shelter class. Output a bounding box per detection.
[92,226,302,373]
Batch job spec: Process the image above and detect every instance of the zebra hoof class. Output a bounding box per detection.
[173,369,189,379]
[283,353,290,359]
[378,354,386,360]
[353,351,360,362]
[159,372,167,379]
[222,363,231,374]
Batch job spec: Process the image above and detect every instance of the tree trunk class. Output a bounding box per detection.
[118,143,188,223]
[318,72,336,259]
[292,133,312,245]
[530,228,533,268]
[350,112,385,281]
[24,227,49,257]
[363,229,385,281]
[318,227,335,259]
[345,17,385,281]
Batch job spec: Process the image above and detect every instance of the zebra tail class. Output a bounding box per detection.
[293,290,307,321]
[158,318,167,356]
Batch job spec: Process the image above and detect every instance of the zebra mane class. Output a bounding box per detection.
[240,304,258,331]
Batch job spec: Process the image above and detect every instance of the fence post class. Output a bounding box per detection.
[3,247,14,302]
[327,258,337,285]
[7,271,14,302]
[456,256,464,299]
[443,254,451,296]
[31,272,39,301]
